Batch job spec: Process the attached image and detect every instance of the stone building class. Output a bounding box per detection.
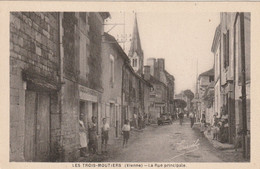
[10,12,110,162]
[211,12,250,157]
[10,12,60,162]
[125,14,152,127]
[211,24,222,119]
[122,63,152,127]
[197,68,214,121]
[144,65,167,123]
[165,71,175,115]
[101,32,129,141]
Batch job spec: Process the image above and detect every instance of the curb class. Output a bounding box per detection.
[203,130,235,150]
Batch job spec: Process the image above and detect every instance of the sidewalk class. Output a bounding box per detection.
[193,123,234,150]
[203,130,234,150]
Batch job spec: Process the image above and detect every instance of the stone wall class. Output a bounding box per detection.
[10,12,60,161]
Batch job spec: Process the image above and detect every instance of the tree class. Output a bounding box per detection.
[184,89,195,100]
[174,99,187,109]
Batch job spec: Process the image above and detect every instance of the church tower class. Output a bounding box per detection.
[128,14,144,75]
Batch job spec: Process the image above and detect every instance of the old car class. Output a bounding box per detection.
[157,114,172,125]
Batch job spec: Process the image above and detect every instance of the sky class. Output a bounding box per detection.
[104,12,220,94]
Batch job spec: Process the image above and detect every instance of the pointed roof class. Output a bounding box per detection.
[199,68,214,78]
[128,14,143,57]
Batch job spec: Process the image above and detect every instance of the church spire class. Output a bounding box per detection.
[128,13,144,75]
[128,13,143,58]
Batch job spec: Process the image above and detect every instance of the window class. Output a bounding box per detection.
[223,30,230,69]
[110,55,115,87]
[209,76,214,82]
[132,58,138,67]
[79,13,86,23]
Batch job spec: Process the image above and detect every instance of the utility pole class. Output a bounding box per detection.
[104,11,131,52]
[240,12,248,159]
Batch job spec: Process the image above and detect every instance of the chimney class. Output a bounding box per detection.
[158,58,165,71]
[144,66,151,80]
[147,58,156,76]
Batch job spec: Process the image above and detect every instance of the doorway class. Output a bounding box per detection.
[24,91,51,162]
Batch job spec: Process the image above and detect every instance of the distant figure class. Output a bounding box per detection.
[133,112,138,128]
[88,116,98,154]
[79,113,88,157]
[200,113,206,132]
[122,120,130,148]
[178,111,184,125]
[189,112,195,128]
[101,118,110,153]
[212,122,220,140]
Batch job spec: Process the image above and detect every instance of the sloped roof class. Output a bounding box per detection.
[147,75,167,88]
[103,32,130,62]
[128,14,143,57]
[164,70,175,81]
[211,24,221,53]
[199,68,214,78]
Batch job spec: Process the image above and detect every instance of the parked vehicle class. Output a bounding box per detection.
[157,114,172,125]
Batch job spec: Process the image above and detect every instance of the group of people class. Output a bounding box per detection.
[133,113,147,129]
[177,110,196,127]
[212,107,229,143]
[79,114,131,157]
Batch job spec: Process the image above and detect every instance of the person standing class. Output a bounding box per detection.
[79,113,88,157]
[200,113,206,133]
[133,112,138,128]
[88,116,98,154]
[101,118,110,153]
[178,110,184,125]
[122,120,130,148]
[189,111,195,128]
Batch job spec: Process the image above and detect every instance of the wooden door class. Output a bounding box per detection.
[24,91,37,161]
[35,93,50,162]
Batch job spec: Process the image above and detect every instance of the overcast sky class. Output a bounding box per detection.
[105,12,220,94]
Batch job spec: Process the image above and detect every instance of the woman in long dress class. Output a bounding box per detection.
[79,114,88,157]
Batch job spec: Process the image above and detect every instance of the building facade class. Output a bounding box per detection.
[10,12,110,162]
[214,12,250,152]
[101,32,130,140]
[211,24,222,119]
[197,68,214,121]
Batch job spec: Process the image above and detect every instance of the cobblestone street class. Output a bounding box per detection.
[98,118,245,162]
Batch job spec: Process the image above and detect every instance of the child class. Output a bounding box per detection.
[212,123,220,140]
[122,120,130,148]
[101,118,110,153]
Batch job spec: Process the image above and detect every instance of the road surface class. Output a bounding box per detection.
[106,118,224,162]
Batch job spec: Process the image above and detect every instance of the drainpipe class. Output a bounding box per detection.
[58,12,65,160]
[121,62,125,128]
[240,12,248,159]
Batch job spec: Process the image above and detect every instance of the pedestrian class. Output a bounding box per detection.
[79,113,88,157]
[133,112,138,128]
[101,118,110,154]
[189,111,195,128]
[200,113,206,132]
[178,110,184,125]
[212,122,220,140]
[88,116,98,154]
[138,114,143,129]
[122,119,130,148]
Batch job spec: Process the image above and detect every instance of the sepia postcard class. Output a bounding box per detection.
[0,1,260,169]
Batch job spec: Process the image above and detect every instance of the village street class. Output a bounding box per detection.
[9,12,250,162]
[98,118,244,162]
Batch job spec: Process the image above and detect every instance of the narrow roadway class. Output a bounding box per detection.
[106,118,223,162]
